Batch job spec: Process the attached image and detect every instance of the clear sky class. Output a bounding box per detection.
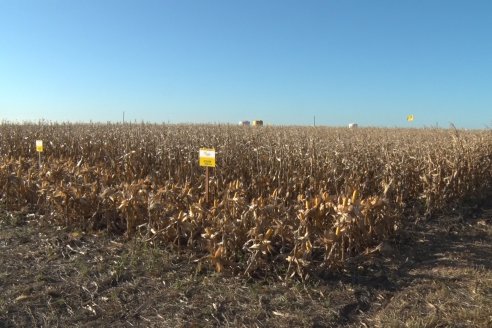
[1,0,491,128]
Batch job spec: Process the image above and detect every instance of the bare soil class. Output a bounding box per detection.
[1,205,491,327]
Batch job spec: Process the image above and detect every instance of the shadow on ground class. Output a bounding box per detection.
[1,203,491,327]
[327,203,492,327]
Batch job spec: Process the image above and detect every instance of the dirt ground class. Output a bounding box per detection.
[1,205,491,327]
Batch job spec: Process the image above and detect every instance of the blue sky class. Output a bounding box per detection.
[1,0,491,128]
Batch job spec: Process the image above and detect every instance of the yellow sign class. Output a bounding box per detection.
[407,114,414,122]
[36,140,43,152]
[199,148,216,167]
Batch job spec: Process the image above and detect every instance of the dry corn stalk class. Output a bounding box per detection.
[0,123,491,277]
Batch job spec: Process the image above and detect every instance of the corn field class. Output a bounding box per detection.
[1,123,491,278]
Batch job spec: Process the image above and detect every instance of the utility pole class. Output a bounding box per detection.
[314,115,316,127]
[123,111,125,124]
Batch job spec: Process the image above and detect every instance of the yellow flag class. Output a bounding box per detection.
[199,148,216,167]
[36,140,43,152]
[407,114,414,122]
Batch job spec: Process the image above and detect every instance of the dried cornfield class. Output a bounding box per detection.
[1,123,491,278]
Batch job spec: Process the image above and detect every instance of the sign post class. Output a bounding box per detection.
[36,140,43,168]
[199,148,216,203]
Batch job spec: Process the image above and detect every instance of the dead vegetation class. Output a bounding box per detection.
[0,123,492,326]
[1,205,491,327]
[1,124,491,279]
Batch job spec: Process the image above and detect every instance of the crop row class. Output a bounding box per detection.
[1,123,491,277]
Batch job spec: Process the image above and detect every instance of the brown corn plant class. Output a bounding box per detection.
[0,122,491,278]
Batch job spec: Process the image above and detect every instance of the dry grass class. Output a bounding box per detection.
[1,123,492,326]
[360,208,492,328]
[1,206,491,327]
[373,267,492,327]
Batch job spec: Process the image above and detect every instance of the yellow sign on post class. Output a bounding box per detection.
[407,114,414,122]
[199,148,216,167]
[36,140,43,152]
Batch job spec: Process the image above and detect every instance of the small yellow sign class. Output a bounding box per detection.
[407,114,414,122]
[199,148,216,167]
[36,140,43,152]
